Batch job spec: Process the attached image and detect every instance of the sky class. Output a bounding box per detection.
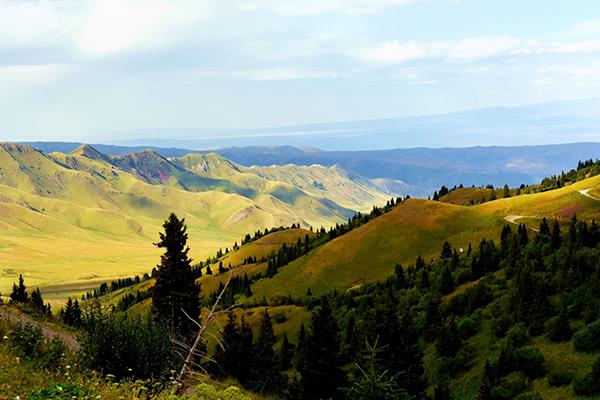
[2,0,600,143]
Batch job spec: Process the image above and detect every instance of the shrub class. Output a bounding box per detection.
[79,313,172,380]
[547,371,573,387]
[573,320,600,352]
[193,384,252,400]
[457,317,478,339]
[514,392,543,400]
[453,268,471,286]
[514,346,545,379]
[544,312,572,342]
[574,356,600,396]
[12,323,44,360]
[29,384,94,400]
[491,371,529,400]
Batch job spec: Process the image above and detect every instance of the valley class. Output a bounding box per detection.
[0,143,389,295]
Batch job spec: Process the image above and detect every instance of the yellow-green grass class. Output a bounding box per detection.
[440,188,495,205]
[530,336,600,400]
[0,145,358,297]
[249,199,503,299]
[214,228,315,269]
[249,176,600,300]
[206,305,310,353]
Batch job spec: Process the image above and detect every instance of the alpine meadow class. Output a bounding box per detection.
[2,1,600,400]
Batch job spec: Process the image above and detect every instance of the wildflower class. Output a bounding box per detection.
[2,335,8,340]
[66,365,71,369]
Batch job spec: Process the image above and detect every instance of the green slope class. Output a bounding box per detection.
[249,174,600,300]
[0,144,383,295]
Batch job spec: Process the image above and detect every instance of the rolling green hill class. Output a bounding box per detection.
[248,174,600,300]
[0,144,389,295]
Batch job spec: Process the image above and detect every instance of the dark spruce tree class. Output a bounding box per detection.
[301,297,345,400]
[152,213,200,338]
[10,274,28,304]
[251,310,281,393]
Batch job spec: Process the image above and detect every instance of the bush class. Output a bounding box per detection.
[574,356,600,396]
[79,313,172,380]
[12,323,44,359]
[547,371,573,387]
[457,317,478,339]
[29,384,94,400]
[544,313,572,342]
[453,268,471,286]
[192,384,252,400]
[573,320,600,352]
[514,346,545,379]
[491,371,529,400]
[514,392,543,400]
[506,324,530,348]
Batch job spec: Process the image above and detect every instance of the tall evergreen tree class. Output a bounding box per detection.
[301,297,345,400]
[10,274,27,304]
[439,266,455,295]
[152,213,200,338]
[251,311,281,393]
[279,333,294,371]
[294,323,307,371]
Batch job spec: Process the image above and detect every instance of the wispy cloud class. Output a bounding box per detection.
[0,0,214,56]
[353,36,520,64]
[239,0,415,15]
[0,64,70,82]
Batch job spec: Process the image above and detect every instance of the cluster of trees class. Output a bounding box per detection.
[204,213,600,399]
[59,297,82,327]
[6,274,51,316]
[114,289,152,312]
[83,274,149,300]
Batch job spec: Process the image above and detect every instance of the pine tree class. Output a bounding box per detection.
[30,288,45,312]
[551,219,562,249]
[214,312,242,379]
[294,323,307,371]
[10,274,28,304]
[152,213,200,338]
[441,242,453,259]
[436,317,461,358]
[279,333,294,371]
[301,297,345,400]
[476,360,495,400]
[439,266,454,295]
[251,311,281,393]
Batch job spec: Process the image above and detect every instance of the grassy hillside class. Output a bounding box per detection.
[249,174,600,300]
[0,144,385,296]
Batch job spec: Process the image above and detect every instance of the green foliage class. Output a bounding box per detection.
[190,384,252,400]
[573,356,600,395]
[301,297,345,400]
[573,319,600,352]
[343,338,408,400]
[79,311,172,380]
[152,213,200,338]
[547,370,573,387]
[29,384,94,400]
[490,371,529,400]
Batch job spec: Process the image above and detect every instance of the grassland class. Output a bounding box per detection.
[248,175,600,300]
[0,144,386,296]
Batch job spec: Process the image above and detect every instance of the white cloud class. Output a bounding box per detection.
[189,68,340,81]
[0,64,70,82]
[354,36,520,64]
[0,0,214,56]
[551,39,600,54]
[239,0,415,15]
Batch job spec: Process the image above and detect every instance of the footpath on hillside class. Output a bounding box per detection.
[0,305,79,350]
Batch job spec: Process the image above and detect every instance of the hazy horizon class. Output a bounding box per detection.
[2,0,600,146]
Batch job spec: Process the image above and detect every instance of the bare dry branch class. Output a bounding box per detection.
[177,270,237,381]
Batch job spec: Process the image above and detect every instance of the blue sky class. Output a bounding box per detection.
[1,0,600,142]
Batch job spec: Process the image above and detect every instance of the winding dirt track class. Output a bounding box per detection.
[0,305,79,350]
[579,188,600,201]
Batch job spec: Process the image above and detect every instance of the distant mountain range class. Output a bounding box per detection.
[23,141,600,197]
[87,98,600,150]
